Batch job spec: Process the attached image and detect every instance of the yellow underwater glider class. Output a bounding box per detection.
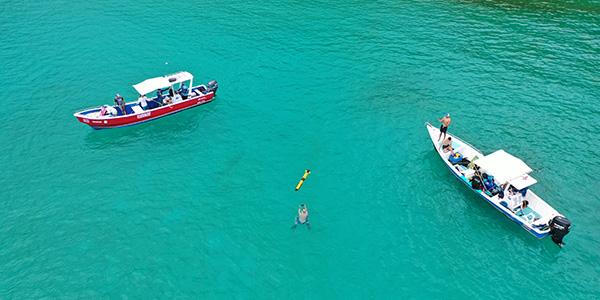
[295,170,311,191]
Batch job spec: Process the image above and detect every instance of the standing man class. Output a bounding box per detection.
[138,94,148,110]
[292,204,311,230]
[156,89,164,107]
[437,113,451,142]
[114,94,126,115]
[179,83,189,100]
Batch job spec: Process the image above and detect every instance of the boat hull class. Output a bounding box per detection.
[74,94,214,129]
[438,146,549,239]
[426,122,552,239]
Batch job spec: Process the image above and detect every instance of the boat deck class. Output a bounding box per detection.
[426,122,556,238]
[78,86,210,118]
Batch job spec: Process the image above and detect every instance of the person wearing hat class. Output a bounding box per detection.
[114,94,126,115]
[437,113,451,142]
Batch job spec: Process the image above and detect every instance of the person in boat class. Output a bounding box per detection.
[470,164,486,191]
[503,184,524,209]
[114,94,126,115]
[100,104,117,117]
[178,83,189,100]
[159,87,173,105]
[517,200,529,211]
[155,89,164,107]
[482,173,499,195]
[437,113,452,142]
[499,182,512,200]
[291,204,310,230]
[473,164,482,177]
[137,94,148,111]
[439,137,454,154]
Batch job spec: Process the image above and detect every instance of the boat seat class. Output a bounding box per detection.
[463,169,475,178]
[131,105,144,114]
[516,207,541,222]
[438,140,462,149]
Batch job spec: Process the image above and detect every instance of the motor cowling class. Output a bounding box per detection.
[207,80,218,94]
[549,216,571,247]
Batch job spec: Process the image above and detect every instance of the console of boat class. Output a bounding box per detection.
[425,122,571,246]
[74,71,218,129]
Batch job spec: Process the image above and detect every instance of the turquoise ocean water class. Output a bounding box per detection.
[1,0,599,298]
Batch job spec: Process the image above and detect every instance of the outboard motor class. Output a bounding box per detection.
[207,80,218,94]
[549,216,571,247]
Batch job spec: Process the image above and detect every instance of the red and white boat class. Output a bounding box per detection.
[74,71,218,129]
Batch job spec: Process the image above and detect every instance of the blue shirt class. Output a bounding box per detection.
[180,85,189,96]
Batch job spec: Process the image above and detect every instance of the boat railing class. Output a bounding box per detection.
[426,121,484,154]
[74,107,101,115]
[450,131,483,154]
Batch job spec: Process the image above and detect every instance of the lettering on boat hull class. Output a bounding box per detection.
[137,112,151,119]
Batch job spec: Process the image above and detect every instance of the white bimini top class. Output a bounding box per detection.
[132,71,194,95]
[475,150,538,190]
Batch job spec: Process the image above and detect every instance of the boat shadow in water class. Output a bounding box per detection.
[83,107,208,150]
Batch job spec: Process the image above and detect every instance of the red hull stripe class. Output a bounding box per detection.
[76,96,213,129]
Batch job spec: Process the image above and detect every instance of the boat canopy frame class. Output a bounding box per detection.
[475,150,538,190]
[132,71,194,95]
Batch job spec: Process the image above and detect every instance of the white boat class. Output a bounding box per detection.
[425,122,570,246]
